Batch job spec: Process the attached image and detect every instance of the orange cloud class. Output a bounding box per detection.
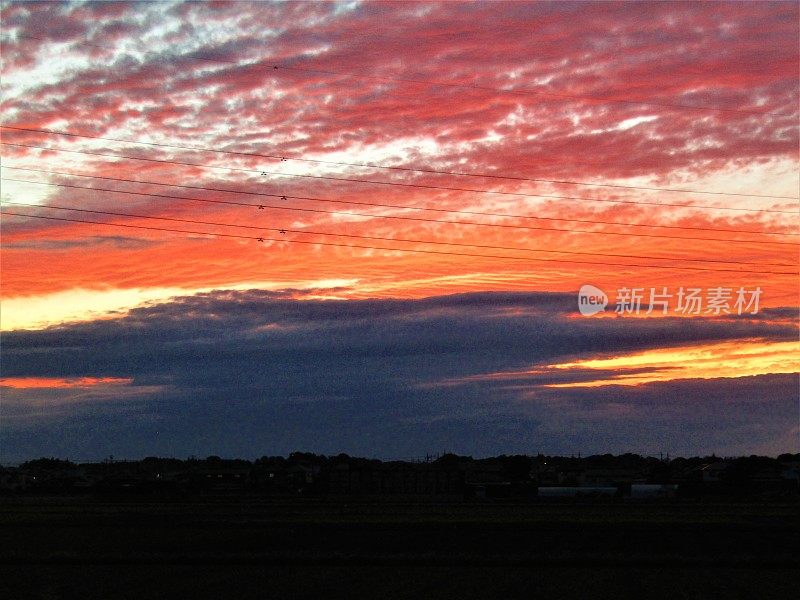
[546,339,800,387]
[0,1,797,329]
[0,376,133,389]
[451,339,800,390]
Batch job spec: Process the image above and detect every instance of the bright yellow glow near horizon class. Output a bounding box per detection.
[0,279,360,331]
[545,339,800,387]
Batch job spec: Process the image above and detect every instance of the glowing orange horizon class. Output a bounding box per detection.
[440,339,800,389]
[0,376,133,389]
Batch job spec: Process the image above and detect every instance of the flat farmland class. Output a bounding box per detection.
[2,496,798,599]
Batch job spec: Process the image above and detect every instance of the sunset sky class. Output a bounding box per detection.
[1,1,798,461]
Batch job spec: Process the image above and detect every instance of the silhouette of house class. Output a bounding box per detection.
[190,465,250,490]
[700,462,729,483]
[0,468,30,492]
[327,462,464,497]
[538,486,617,498]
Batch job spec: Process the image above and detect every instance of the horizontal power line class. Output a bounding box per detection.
[14,33,786,117]
[3,200,792,268]
[2,209,796,276]
[3,167,796,239]
[3,142,797,216]
[2,125,795,200]
[3,172,798,247]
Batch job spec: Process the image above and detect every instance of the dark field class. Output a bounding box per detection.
[2,496,798,599]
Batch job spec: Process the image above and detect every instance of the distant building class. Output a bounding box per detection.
[0,468,30,492]
[700,462,729,483]
[629,484,677,499]
[538,486,617,498]
[327,462,464,498]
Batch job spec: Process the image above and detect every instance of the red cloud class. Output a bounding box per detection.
[1,1,797,302]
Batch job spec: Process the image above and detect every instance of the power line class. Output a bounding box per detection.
[3,142,797,216]
[14,33,786,117]
[3,173,798,247]
[3,200,792,268]
[2,209,796,276]
[4,167,796,238]
[2,125,795,200]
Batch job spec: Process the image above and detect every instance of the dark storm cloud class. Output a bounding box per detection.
[513,373,800,457]
[1,290,797,460]
[2,290,796,378]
